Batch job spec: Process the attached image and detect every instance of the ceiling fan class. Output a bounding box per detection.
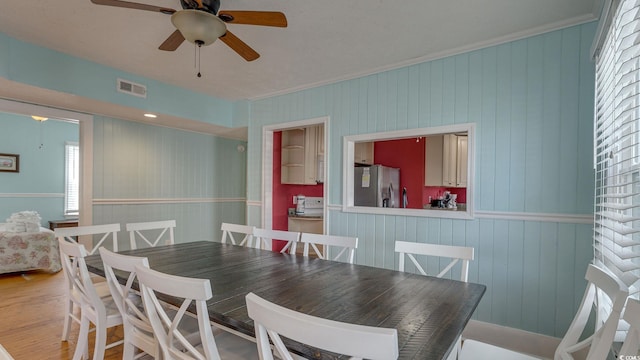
[90,0,287,62]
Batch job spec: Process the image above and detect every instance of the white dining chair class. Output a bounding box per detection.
[246,292,398,360]
[54,223,120,255]
[394,241,474,282]
[253,228,301,253]
[0,345,14,360]
[126,219,176,250]
[221,222,256,247]
[620,297,640,357]
[459,264,629,360]
[58,238,123,360]
[135,265,258,360]
[299,233,358,264]
[99,248,158,359]
[55,224,120,345]
[395,240,474,359]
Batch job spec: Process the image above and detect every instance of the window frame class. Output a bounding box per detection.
[64,141,80,217]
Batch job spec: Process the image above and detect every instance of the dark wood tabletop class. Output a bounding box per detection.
[85,241,486,360]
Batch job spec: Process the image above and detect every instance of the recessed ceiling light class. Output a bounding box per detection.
[144,113,157,118]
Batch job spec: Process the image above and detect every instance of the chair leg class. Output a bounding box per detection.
[61,299,74,341]
[122,341,135,360]
[74,316,90,360]
[122,326,135,360]
[92,320,107,360]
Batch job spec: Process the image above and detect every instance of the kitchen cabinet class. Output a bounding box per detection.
[425,134,467,188]
[424,136,444,186]
[442,134,467,187]
[281,126,324,184]
[354,141,374,165]
[456,135,468,187]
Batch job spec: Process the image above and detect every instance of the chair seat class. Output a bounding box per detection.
[460,340,538,360]
[207,329,258,360]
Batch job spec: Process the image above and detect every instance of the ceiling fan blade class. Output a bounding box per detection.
[91,0,176,14]
[159,30,186,51]
[219,31,260,61]
[217,11,287,27]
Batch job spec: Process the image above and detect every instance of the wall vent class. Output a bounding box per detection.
[117,78,147,98]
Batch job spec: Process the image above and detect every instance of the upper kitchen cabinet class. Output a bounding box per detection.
[281,125,324,185]
[424,136,444,186]
[425,134,468,188]
[354,142,374,165]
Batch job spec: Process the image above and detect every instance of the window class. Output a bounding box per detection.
[593,0,640,339]
[64,142,79,216]
[342,123,475,219]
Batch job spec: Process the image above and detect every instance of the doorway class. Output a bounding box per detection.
[0,99,93,225]
[261,116,329,244]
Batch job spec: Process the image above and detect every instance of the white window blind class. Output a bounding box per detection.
[64,142,79,216]
[594,0,640,339]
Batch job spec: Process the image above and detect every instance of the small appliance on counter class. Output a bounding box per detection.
[429,191,458,209]
[295,194,306,215]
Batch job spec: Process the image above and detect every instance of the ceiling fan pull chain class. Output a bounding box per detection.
[195,40,203,78]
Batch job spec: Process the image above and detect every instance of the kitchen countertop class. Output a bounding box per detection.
[423,204,467,211]
[288,214,323,219]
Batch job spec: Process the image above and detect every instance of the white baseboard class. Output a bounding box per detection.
[462,320,561,359]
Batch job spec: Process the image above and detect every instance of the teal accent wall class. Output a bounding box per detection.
[0,113,78,224]
[0,32,234,127]
[247,22,597,338]
[92,116,247,248]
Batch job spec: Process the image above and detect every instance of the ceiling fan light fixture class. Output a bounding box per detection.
[171,9,226,46]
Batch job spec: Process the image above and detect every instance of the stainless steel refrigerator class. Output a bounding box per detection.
[354,165,400,207]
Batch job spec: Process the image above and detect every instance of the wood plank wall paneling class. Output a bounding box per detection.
[247,21,597,339]
[92,116,247,246]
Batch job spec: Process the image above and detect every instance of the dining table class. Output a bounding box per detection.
[85,241,486,360]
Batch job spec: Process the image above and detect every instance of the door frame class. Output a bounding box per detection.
[261,116,329,234]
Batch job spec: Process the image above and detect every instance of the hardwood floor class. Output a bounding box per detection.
[0,270,123,360]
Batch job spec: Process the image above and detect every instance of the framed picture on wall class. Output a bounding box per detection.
[0,153,19,173]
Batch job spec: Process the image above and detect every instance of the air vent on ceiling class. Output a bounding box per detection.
[117,78,147,98]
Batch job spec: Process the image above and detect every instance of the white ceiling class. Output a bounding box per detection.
[0,0,601,136]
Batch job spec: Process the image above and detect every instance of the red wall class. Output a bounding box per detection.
[374,138,466,209]
[374,138,425,209]
[272,131,323,251]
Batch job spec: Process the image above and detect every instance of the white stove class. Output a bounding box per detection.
[302,196,324,216]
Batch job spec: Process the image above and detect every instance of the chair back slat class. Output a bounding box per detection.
[246,292,398,360]
[253,228,301,252]
[126,220,176,250]
[221,223,255,247]
[99,248,158,358]
[55,223,120,255]
[555,264,628,360]
[395,241,474,282]
[299,233,358,264]
[136,265,221,360]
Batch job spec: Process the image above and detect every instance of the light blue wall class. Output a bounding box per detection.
[247,22,596,337]
[0,32,249,246]
[0,113,78,224]
[92,116,247,248]
[0,32,234,127]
